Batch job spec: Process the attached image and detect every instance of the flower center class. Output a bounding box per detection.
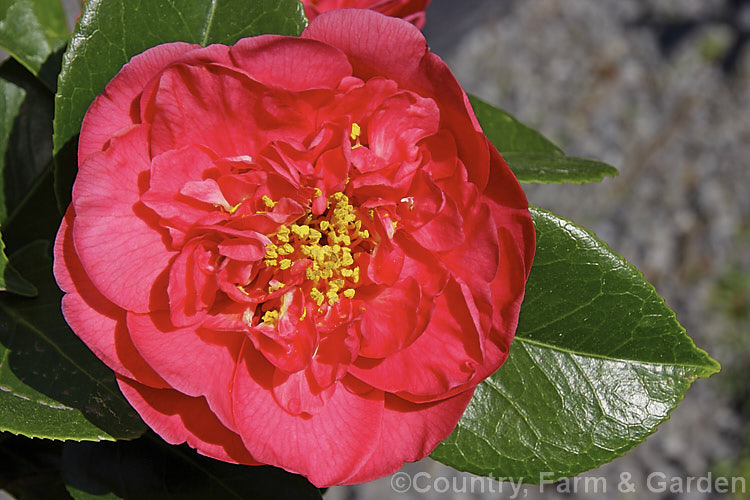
[263,192,370,307]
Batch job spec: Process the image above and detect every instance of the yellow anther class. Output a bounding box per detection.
[279,259,292,270]
[358,229,370,239]
[227,201,242,214]
[265,259,278,267]
[308,228,322,244]
[262,195,277,209]
[291,224,310,239]
[265,248,278,259]
[277,243,294,256]
[343,289,356,299]
[320,220,330,231]
[352,267,360,283]
[262,310,279,326]
[313,187,323,198]
[276,225,290,242]
[268,281,285,293]
[350,122,361,141]
[310,288,325,306]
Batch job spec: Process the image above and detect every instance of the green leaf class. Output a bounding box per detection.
[63,437,323,500]
[0,240,146,441]
[0,58,57,225]
[0,237,36,296]
[0,70,37,297]
[53,0,308,210]
[431,207,720,482]
[0,0,68,90]
[0,58,58,297]
[468,94,618,184]
[0,72,26,223]
[501,153,619,185]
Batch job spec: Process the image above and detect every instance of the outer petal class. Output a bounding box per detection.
[230,36,352,91]
[482,146,536,336]
[79,42,198,161]
[232,345,384,487]
[126,311,243,432]
[341,390,474,484]
[54,209,167,387]
[117,377,257,465]
[72,125,175,313]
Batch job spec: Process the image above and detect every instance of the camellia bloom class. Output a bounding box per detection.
[301,0,431,28]
[54,10,534,487]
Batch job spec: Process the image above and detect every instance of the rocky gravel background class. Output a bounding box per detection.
[328,0,750,499]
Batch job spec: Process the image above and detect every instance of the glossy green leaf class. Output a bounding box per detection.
[0,241,146,440]
[0,57,57,224]
[501,153,619,184]
[0,72,36,296]
[469,94,618,184]
[53,0,307,209]
[0,0,68,90]
[1,58,58,297]
[431,207,720,482]
[0,73,26,223]
[63,437,323,500]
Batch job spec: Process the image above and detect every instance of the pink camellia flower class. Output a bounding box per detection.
[302,0,431,28]
[54,10,534,487]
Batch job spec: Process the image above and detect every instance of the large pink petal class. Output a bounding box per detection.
[72,125,175,313]
[232,345,384,487]
[341,390,474,484]
[126,311,243,432]
[117,377,257,465]
[349,278,483,401]
[230,35,352,91]
[53,209,167,387]
[78,42,198,161]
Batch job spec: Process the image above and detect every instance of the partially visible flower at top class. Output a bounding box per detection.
[301,0,431,28]
[54,9,534,488]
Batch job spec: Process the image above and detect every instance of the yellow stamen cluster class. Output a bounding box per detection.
[264,192,369,307]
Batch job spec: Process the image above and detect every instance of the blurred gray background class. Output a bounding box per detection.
[328,0,750,498]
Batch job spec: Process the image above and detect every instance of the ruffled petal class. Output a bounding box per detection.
[349,278,483,401]
[117,377,257,464]
[357,276,421,358]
